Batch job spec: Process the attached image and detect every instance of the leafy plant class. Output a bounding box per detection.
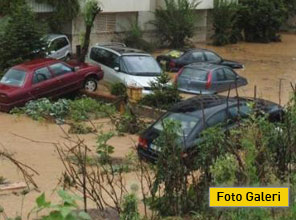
[212,0,242,46]
[123,21,154,52]
[0,3,46,73]
[96,131,115,164]
[31,190,90,220]
[120,193,140,220]
[68,123,94,134]
[151,0,199,48]
[110,83,127,97]
[140,73,181,110]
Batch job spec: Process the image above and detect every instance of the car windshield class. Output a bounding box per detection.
[122,56,162,76]
[180,68,208,81]
[153,112,200,137]
[0,68,26,87]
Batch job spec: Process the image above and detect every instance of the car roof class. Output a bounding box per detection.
[185,63,224,71]
[45,34,68,41]
[14,58,58,71]
[95,45,148,56]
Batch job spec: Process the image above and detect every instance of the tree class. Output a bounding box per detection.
[79,0,102,63]
[36,0,80,32]
[0,3,46,73]
[151,0,199,48]
[0,0,25,16]
[239,0,287,43]
[212,0,242,46]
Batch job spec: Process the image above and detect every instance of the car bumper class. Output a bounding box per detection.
[137,146,158,163]
[178,88,215,95]
[0,103,13,112]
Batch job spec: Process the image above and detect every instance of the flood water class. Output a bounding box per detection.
[156,33,296,105]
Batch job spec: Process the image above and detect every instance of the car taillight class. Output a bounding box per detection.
[205,72,212,89]
[174,67,184,83]
[138,137,148,149]
[169,60,176,68]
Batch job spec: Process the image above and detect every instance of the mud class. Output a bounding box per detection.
[1,33,296,218]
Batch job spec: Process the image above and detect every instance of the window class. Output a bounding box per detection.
[228,105,251,118]
[90,48,118,68]
[214,68,225,81]
[96,14,116,33]
[33,67,52,84]
[190,52,205,62]
[180,68,208,81]
[49,38,69,51]
[224,68,236,80]
[49,63,72,76]
[0,68,26,87]
[121,56,162,76]
[207,110,227,127]
[48,39,59,52]
[57,37,69,49]
[153,113,200,137]
[205,51,221,62]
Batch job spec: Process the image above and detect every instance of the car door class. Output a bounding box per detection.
[223,67,238,89]
[206,109,228,128]
[30,67,58,99]
[89,47,120,84]
[211,68,228,93]
[204,51,222,64]
[48,62,80,95]
[48,37,69,59]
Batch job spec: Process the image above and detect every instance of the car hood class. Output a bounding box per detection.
[125,75,158,88]
[0,83,20,94]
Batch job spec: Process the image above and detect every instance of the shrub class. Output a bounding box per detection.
[0,3,46,73]
[123,22,154,52]
[140,73,181,110]
[239,0,287,43]
[120,193,140,220]
[151,0,199,48]
[212,0,242,46]
[110,83,127,97]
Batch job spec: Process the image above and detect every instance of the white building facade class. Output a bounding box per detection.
[27,0,215,48]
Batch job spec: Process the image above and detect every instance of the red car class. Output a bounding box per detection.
[0,58,104,112]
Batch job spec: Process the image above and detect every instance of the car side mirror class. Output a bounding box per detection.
[114,66,120,72]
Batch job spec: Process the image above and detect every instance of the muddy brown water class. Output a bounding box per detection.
[1,33,296,218]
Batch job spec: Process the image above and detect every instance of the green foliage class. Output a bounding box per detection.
[83,0,101,26]
[0,3,46,73]
[68,123,94,134]
[120,193,140,220]
[123,21,154,52]
[212,0,242,46]
[115,108,146,134]
[151,0,199,48]
[283,0,296,17]
[110,83,127,97]
[36,0,80,32]
[239,0,287,43]
[12,97,116,123]
[140,73,181,110]
[31,190,90,220]
[96,131,115,164]
[0,0,25,16]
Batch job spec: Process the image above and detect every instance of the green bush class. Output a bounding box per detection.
[110,83,127,97]
[120,193,140,220]
[212,0,242,46]
[140,73,181,110]
[0,3,46,73]
[239,0,287,43]
[151,0,199,48]
[123,22,154,52]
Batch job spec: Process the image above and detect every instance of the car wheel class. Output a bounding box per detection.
[65,54,71,61]
[84,78,97,92]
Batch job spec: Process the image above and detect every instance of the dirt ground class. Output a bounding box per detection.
[1,33,296,218]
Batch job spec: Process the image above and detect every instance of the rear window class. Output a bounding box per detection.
[180,68,208,81]
[0,68,26,87]
[153,112,200,137]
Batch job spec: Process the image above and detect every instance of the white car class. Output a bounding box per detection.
[45,34,72,60]
[86,44,162,94]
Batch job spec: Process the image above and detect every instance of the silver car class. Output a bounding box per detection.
[176,63,248,94]
[45,34,72,60]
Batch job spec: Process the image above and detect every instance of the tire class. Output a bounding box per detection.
[84,78,98,92]
[65,54,71,61]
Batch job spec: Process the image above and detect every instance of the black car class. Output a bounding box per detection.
[156,49,244,72]
[137,95,283,162]
[175,63,248,94]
